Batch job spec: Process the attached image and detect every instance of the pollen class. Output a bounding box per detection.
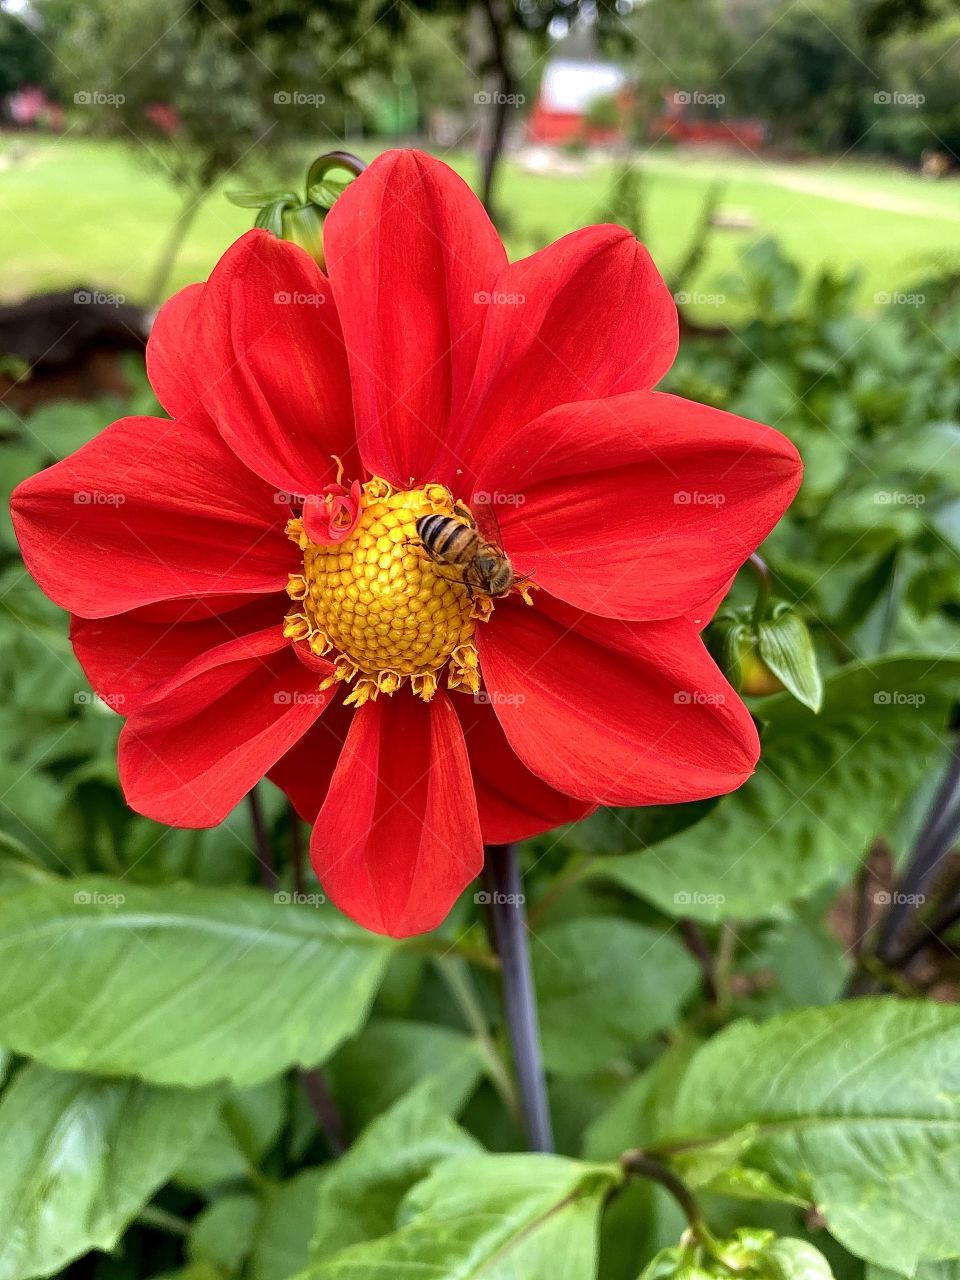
[284,478,487,705]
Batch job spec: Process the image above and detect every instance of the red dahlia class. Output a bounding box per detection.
[11,150,801,937]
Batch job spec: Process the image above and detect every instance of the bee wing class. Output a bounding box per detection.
[474,495,506,551]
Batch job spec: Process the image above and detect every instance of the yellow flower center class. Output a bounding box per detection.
[283,478,496,707]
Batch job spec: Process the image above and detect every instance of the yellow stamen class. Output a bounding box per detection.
[287,475,525,706]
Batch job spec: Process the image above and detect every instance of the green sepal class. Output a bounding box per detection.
[757,605,824,712]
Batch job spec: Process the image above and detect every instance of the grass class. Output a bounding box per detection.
[2,133,960,318]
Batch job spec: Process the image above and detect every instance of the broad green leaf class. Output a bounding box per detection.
[297,1154,619,1280]
[310,1081,481,1261]
[534,919,699,1075]
[656,999,960,1272]
[189,1194,258,1274]
[175,1079,287,1191]
[251,1169,326,1280]
[599,657,960,920]
[325,1019,484,1133]
[0,877,392,1086]
[0,1062,219,1280]
[583,1038,701,1161]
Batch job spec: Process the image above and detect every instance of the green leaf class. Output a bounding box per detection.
[0,878,392,1086]
[189,1194,258,1274]
[251,1169,326,1280]
[534,919,699,1075]
[310,1081,481,1261]
[0,1062,219,1280]
[756,610,823,712]
[598,656,960,921]
[325,1019,484,1133]
[175,1080,287,1191]
[297,1154,619,1280]
[656,999,960,1272]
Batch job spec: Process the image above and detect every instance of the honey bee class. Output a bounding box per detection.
[416,503,517,599]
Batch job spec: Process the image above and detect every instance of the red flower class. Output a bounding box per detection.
[10,150,801,937]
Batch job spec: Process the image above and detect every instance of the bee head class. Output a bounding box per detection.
[480,555,514,597]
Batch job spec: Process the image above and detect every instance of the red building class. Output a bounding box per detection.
[526,59,632,147]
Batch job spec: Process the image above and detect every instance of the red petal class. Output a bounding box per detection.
[323,150,506,488]
[449,226,677,477]
[453,694,593,843]
[268,695,354,822]
[118,628,330,827]
[71,595,281,715]
[478,596,759,807]
[473,392,801,621]
[310,690,483,937]
[11,414,293,618]
[146,283,203,416]
[147,231,355,496]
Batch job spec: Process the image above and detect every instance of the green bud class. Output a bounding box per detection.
[280,202,327,269]
[226,151,366,269]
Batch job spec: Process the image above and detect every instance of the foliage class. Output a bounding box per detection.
[2,231,960,1280]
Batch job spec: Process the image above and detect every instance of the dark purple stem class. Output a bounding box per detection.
[483,843,554,1152]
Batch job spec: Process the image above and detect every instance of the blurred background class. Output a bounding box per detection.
[1,0,960,975]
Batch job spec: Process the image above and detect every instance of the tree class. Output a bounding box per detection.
[41,0,352,302]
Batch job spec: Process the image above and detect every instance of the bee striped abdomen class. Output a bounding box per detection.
[416,514,477,566]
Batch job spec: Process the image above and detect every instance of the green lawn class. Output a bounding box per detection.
[2,134,959,318]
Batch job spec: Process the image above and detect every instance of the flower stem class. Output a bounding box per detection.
[482,843,554,1153]
[621,1151,710,1244]
[248,786,278,890]
[300,1068,348,1154]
